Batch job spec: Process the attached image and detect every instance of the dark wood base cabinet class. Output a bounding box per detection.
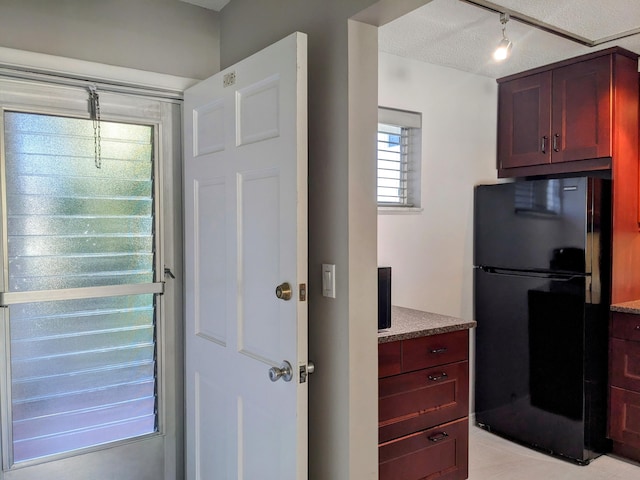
[609,312,640,462]
[378,330,469,480]
[379,418,469,480]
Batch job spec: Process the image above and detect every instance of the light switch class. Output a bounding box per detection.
[322,264,336,298]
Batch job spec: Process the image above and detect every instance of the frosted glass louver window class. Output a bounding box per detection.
[4,112,154,292]
[3,111,158,463]
[10,295,156,462]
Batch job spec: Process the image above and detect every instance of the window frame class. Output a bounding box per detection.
[377,107,422,212]
[0,75,182,478]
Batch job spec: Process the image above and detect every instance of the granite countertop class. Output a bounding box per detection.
[378,305,476,344]
[611,300,640,315]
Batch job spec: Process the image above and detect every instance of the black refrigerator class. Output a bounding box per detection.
[473,176,612,464]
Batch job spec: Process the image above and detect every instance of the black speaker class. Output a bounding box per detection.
[378,267,391,330]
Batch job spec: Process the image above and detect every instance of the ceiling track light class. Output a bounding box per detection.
[493,12,513,61]
[460,0,640,47]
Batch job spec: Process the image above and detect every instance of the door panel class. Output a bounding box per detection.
[193,372,232,479]
[237,75,281,145]
[193,176,227,345]
[240,169,281,362]
[184,32,308,480]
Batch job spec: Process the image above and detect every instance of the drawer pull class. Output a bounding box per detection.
[430,347,448,354]
[428,432,449,443]
[428,373,448,382]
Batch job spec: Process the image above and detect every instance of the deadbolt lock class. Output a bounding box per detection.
[275,282,292,301]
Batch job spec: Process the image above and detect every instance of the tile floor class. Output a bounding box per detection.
[469,426,640,480]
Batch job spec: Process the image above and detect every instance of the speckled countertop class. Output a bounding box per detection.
[611,300,640,315]
[378,305,476,344]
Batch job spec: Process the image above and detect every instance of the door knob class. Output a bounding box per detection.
[275,282,292,301]
[269,360,293,382]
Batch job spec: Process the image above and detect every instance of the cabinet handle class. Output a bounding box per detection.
[430,347,447,354]
[553,133,560,152]
[428,432,449,443]
[428,372,448,382]
[541,136,548,154]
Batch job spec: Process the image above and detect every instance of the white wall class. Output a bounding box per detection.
[378,52,498,322]
[0,0,220,79]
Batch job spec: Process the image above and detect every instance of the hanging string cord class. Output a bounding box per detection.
[88,85,102,169]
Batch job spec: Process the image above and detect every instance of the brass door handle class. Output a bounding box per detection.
[275,282,292,301]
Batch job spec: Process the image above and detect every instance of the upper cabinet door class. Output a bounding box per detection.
[551,56,612,164]
[497,72,552,169]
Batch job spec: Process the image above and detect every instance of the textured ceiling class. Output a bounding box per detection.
[379,0,640,79]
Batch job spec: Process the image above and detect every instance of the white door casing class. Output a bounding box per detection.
[184,32,308,479]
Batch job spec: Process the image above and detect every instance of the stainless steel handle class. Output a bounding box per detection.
[428,372,448,382]
[541,135,548,154]
[553,133,560,152]
[430,347,448,354]
[269,361,293,382]
[428,432,449,443]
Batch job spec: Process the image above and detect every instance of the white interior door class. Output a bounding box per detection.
[184,32,308,480]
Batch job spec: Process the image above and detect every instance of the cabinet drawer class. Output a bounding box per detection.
[379,361,469,443]
[610,338,640,391]
[609,386,640,450]
[379,341,401,378]
[402,330,468,373]
[379,418,468,480]
[611,312,640,342]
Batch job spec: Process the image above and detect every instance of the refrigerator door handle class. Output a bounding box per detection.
[478,266,586,282]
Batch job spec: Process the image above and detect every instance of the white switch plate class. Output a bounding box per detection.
[322,264,336,298]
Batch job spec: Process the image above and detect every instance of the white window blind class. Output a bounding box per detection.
[377,107,421,208]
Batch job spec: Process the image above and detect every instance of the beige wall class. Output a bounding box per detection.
[219,2,381,478]
[219,1,438,479]
[0,0,220,79]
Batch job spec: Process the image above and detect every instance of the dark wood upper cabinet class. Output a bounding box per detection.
[498,72,551,168]
[551,56,612,164]
[497,48,636,179]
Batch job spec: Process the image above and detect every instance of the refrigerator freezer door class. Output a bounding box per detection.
[474,178,601,274]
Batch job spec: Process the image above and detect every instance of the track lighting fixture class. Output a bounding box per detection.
[493,13,513,61]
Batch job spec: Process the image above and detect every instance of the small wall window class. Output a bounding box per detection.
[377,107,421,209]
